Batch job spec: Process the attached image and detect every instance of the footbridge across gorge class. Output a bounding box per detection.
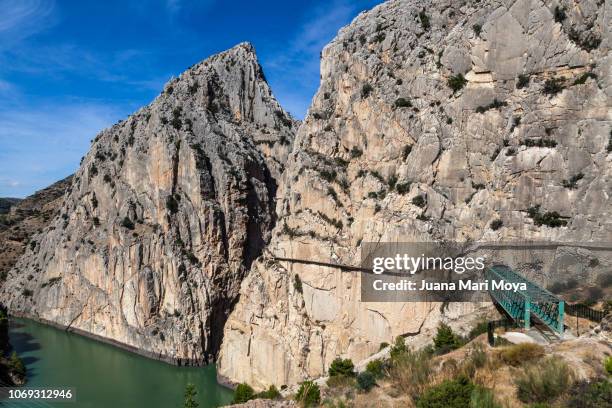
[486,265,565,335]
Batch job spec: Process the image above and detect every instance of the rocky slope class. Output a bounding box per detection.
[0,43,297,364]
[218,0,611,389]
[0,178,71,281]
[0,198,21,215]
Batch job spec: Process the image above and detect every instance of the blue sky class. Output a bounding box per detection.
[0,0,381,198]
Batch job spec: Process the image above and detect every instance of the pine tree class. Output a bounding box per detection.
[183,383,199,408]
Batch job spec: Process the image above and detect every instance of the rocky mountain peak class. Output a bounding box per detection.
[0,43,296,364]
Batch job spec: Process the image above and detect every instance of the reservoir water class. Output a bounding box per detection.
[4,318,233,407]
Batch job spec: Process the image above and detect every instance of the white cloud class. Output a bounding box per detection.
[0,0,56,49]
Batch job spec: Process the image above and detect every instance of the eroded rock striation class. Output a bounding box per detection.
[0,43,297,364]
[218,0,611,388]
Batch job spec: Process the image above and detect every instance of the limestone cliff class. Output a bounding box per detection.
[218,0,611,388]
[0,43,297,364]
[0,178,71,281]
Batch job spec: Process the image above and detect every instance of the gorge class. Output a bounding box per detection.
[0,0,610,398]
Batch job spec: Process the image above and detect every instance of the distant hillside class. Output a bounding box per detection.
[0,177,71,280]
[0,198,21,215]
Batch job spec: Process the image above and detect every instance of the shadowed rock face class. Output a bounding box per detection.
[0,43,297,364]
[218,0,611,388]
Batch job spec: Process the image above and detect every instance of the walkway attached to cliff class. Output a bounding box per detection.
[486,265,565,335]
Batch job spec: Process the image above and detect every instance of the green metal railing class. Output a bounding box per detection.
[486,265,564,334]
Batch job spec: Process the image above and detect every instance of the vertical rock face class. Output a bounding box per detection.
[0,43,297,364]
[218,0,611,388]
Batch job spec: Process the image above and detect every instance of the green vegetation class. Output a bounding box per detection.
[553,6,566,23]
[566,379,612,408]
[418,10,430,31]
[514,358,572,404]
[605,356,612,375]
[412,195,426,208]
[183,383,199,408]
[574,72,597,85]
[472,24,482,37]
[523,138,557,148]
[356,371,376,392]
[171,106,182,130]
[9,351,26,378]
[562,173,584,189]
[361,83,374,99]
[394,97,412,108]
[295,380,320,407]
[328,358,355,378]
[232,383,255,404]
[516,74,530,89]
[470,386,502,408]
[257,385,281,400]
[490,219,503,231]
[527,205,567,227]
[396,182,411,195]
[416,375,474,408]
[475,99,507,113]
[365,359,385,379]
[433,323,462,354]
[499,343,544,367]
[447,74,467,93]
[350,146,363,158]
[294,274,303,294]
[543,78,565,95]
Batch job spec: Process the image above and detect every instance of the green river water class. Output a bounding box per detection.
[3,318,233,407]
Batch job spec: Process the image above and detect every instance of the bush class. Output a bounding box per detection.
[350,146,363,158]
[396,182,411,195]
[605,356,612,375]
[256,385,281,400]
[433,323,462,354]
[562,173,584,189]
[468,321,488,339]
[490,219,503,230]
[183,383,198,408]
[472,24,482,37]
[295,380,320,407]
[294,274,303,294]
[470,386,502,408]
[418,10,430,31]
[543,78,565,95]
[517,74,530,89]
[499,343,544,366]
[361,83,373,99]
[565,379,612,408]
[232,383,254,404]
[553,6,566,23]
[412,195,426,208]
[356,371,376,392]
[514,358,572,403]
[328,358,355,377]
[416,375,474,408]
[9,351,26,377]
[448,74,467,93]
[389,345,432,395]
[395,97,412,108]
[366,359,385,379]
